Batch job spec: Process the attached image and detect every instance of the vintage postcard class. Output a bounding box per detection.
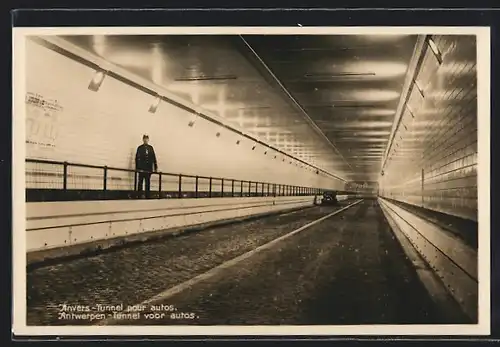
[12,26,491,337]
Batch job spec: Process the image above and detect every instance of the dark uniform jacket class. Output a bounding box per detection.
[135,144,158,172]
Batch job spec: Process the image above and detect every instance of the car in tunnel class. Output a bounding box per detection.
[320,191,339,205]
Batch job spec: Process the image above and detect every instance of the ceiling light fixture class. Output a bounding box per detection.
[188,112,200,128]
[427,37,443,64]
[148,95,162,113]
[174,74,238,82]
[88,70,107,92]
[413,80,425,97]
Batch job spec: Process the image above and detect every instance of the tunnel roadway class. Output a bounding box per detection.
[27,199,465,326]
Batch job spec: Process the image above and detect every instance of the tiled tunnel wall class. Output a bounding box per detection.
[379,35,478,222]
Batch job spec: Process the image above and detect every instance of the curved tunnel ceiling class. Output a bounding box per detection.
[57,34,418,182]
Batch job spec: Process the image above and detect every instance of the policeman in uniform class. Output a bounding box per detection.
[135,134,158,198]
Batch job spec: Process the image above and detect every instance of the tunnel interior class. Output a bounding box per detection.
[21,31,480,329]
[25,33,478,223]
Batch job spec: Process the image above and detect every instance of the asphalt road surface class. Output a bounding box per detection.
[117,199,454,326]
[27,201,350,325]
[27,199,462,326]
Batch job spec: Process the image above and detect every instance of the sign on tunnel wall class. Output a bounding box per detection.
[25,91,63,153]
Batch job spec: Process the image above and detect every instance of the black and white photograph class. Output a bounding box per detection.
[12,26,490,336]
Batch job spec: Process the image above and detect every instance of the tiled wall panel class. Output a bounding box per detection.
[380,35,477,221]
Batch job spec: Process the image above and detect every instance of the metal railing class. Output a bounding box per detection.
[26,158,329,202]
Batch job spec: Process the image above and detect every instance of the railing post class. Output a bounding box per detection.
[231,179,235,197]
[221,178,224,197]
[209,177,212,198]
[240,180,243,197]
[178,174,182,198]
[261,182,264,197]
[421,168,425,207]
[63,161,68,191]
[195,176,199,198]
[103,166,108,191]
[158,173,162,197]
[248,181,251,196]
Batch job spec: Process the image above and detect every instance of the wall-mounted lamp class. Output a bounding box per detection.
[274,155,277,159]
[216,132,221,137]
[406,104,416,118]
[188,112,200,127]
[413,80,425,98]
[148,95,162,113]
[427,37,443,64]
[236,140,240,145]
[88,70,107,92]
[264,151,267,155]
[252,145,256,150]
